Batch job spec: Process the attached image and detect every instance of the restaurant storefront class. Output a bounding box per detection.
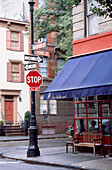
[44,49,112,144]
[74,95,112,141]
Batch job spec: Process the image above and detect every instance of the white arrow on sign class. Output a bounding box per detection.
[24,63,36,71]
[24,55,43,63]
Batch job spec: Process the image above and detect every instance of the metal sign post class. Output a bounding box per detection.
[27,0,40,157]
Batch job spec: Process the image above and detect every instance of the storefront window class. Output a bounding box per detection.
[75,103,86,117]
[102,119,112,134]
[74,97,85,102]
[100,94,112,100]
[87,96,98,101]
[101,101,112,117]
[88,119,100,132]
[87,102,99,117]
[74,95,112,135]
[75,119,86,133]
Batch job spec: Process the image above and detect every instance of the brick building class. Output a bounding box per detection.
[34,0,73,135]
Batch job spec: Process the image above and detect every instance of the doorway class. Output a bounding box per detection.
[5,101,13,124]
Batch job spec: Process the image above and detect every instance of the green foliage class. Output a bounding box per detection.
[71,0,112,18]
[24,111,31,127]
[33,0,73,59]
[90,0,112,18]
[0,119,5,127]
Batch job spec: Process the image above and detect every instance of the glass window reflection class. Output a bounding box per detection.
[101,101,112,117]
[75,119,86,134]
[75,103,86,117]
[74,97,85,102]
[88,119,100,132]
[87,102,99,117]
[102,119,112,134]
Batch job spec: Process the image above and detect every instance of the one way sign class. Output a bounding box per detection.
[24,55,43,63]
[24,63,36,71]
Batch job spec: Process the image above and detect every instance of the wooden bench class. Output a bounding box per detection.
[74,132,103,156]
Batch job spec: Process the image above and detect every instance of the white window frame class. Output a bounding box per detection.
[40,94,47,114]
[39,57,47,77]
[86,0,98,36]
[49,100,57,115]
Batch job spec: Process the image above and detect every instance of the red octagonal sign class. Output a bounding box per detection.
[26,70,42,88]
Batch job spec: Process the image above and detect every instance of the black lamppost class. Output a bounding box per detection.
[27,0,40,157]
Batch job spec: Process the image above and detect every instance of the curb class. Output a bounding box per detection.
[0,135,69,142]
[1,154,95,170]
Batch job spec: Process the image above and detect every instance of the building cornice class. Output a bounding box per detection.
[0,17,30,31]
[0,17,30,25]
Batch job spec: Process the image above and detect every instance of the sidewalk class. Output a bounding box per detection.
[0,134,112,170]
[0,134,68,142]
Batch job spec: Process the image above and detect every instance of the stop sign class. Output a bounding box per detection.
[26,70,42,87]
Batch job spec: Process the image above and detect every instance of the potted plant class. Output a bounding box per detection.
[0,119,5,136]
[24,111,31,135]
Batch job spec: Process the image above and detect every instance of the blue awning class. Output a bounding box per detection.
[44,50,112,100]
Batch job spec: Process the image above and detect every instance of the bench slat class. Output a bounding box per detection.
[74,132,103,156]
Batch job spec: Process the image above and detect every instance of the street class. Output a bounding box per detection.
[0,158,71,170]
[0,137,74,170]
[0,137,71,153]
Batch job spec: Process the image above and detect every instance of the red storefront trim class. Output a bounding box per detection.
[72,31,112,56]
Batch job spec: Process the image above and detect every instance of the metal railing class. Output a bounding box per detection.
[1,111,11,125]
[17,112,24,129]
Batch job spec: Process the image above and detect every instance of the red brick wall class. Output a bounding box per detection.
[47,32,57,45]
[47,60,57,78]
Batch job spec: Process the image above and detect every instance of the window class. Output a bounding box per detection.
[6,31,24,51]
[73,95,112,135]
[7,62,24,82]
[75,103,86,117]
[86,0,98,36]
[11,63,19,81]
[11,32,19,50]
[88,119,100,132]
[102,119,112,134]
[87,102,99,117]
[75,119,86,133]
[101,101,112,117]
[40,94,57,115]
[38,37,47,43]
[39,58,47,77]
[49,100,57,114]
[57,59,65,74]
[40,94,47,114]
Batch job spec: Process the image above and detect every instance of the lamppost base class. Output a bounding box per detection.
[27,148,40,157]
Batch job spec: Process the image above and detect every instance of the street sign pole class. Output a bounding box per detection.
[27,0,40,157]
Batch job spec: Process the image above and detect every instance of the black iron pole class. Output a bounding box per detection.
[27,0,40,157]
